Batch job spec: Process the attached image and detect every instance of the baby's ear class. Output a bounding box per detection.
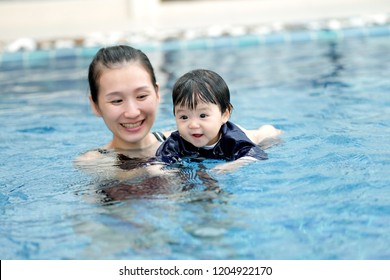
[222,108,231,123]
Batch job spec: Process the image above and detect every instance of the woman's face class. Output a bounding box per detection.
[91,63,160,150]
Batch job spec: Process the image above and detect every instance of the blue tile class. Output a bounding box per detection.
[79,47,101,59]
[288,30,313,43]
[236,35,262,47]
[133,42,161,52]
[159,40,183,51]
[208,36,235,48]
[54,48,78,60]
[315,30,340,41]
[341,27,367,38]
[184,38,209,50]
[27,50,52,61]
[1,51,25,63]
[262,33,288,44]
[367,25,390,37]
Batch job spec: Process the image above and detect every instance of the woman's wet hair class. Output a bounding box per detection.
[88,45,157,103]
[172,69,233,114]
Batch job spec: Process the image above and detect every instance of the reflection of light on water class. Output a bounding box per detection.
[94,157,226,202]
[191,227,227,238]
[74,157,249,259]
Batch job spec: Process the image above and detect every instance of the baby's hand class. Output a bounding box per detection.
[239,124,283,145]
[257,125,283,141]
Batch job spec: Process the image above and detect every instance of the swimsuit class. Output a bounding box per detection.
[152,131,167,143]
[156,121,268,163]
[96,131,167,169]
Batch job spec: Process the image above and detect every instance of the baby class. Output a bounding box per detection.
[156,69,269,164]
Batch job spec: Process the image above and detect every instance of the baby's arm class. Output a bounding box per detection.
[239,124,282,145]
[213,156,257,173]
[212,125,282,173]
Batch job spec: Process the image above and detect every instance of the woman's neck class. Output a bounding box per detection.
[105,133,160,156]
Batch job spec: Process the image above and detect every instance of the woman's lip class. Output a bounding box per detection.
[121,120,143,129]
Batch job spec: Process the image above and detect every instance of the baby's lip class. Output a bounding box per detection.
[192,134,203,138]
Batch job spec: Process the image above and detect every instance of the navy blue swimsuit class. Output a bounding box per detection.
[156,121,267,163]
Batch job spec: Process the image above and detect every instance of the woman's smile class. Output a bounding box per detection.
[121,120,143,129]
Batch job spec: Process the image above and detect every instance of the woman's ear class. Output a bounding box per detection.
[155,82,161,102]
[89,96,102,117]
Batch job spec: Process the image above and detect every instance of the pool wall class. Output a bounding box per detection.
[1,22,389,68]
[0,0,389,54]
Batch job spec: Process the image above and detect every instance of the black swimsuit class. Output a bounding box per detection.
[152,131,167,143]
[114,131,167,170]
[156,122,268,163]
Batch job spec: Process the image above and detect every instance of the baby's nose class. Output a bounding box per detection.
[188,120,200,128]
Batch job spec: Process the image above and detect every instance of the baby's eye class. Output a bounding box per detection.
[200,113,207,118]
[179,115,188,120]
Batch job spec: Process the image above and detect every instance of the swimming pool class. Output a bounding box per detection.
[1,32,389,260]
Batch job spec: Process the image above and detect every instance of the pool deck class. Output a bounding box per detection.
[0,0,389,51]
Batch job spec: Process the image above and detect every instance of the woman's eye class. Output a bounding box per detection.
[110,99,122,104]
[137,94,148,100]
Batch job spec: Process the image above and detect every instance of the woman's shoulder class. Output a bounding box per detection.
[74,149,95,163]
[73,148,118,172]
[75,148,110,161]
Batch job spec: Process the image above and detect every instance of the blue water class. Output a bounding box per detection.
[1,35,389,259]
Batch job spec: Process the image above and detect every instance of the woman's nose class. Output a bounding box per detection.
[123,101,140,118]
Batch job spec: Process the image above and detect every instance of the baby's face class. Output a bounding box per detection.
[174,102,230,147]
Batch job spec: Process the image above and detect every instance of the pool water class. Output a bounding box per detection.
[1,35,389,259]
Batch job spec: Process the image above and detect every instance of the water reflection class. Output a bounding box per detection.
[73,156,255,259]
[311,42,349,90]
[92,155,222,202]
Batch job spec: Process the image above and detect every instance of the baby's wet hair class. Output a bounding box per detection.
[172,69,233,115]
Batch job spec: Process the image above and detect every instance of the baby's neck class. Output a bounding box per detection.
[201,133,222,149]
